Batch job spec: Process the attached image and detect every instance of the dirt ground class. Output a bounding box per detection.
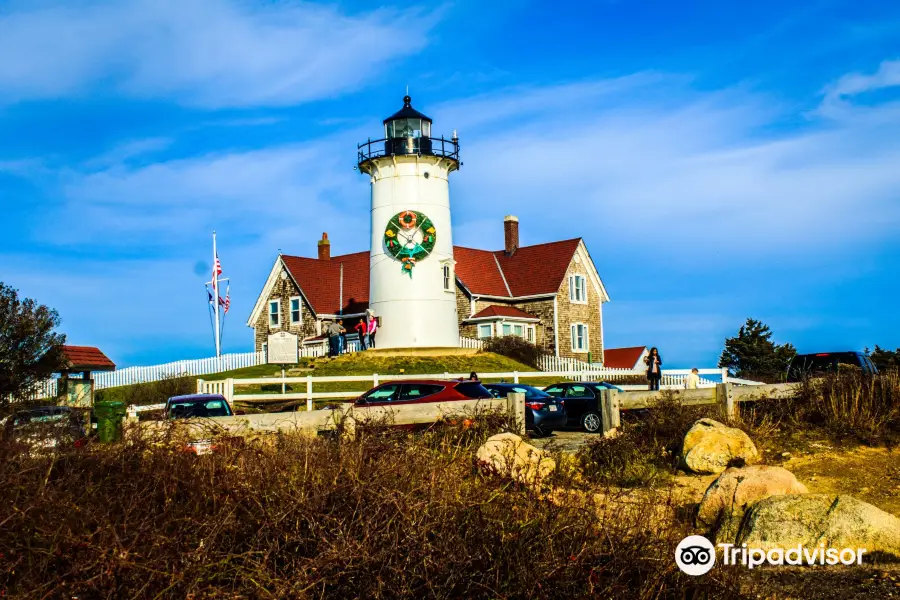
[531,428,900,599]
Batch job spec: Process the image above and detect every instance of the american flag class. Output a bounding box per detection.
[213,253,222,281]
[219,284,231,314]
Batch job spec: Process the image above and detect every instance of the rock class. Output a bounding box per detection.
[737,494,900,558]
[680,418,759,474]
[697,465,808,542]
[476,432,556,486]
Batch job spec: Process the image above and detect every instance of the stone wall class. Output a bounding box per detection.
[253,268,318,352]
[554,255,604,361]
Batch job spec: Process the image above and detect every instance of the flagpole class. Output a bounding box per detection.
[213,231,221,357]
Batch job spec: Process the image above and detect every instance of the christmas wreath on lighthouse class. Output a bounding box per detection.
[383,210,437,277]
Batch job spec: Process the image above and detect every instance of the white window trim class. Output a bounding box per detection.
[268,299,281,329]
[442,263,454,293]
[569,274,588,304]
[570,322,589,353]
[289,296,302,325]
[526,325,536,343]
[477,323,493,339]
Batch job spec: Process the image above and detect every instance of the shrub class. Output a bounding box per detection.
[577,429,667,488]
[740,371,900,444]
[482,335,547,369]
[0,426,746,599]
[578,392,717,487]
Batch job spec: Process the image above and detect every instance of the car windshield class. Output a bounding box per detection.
[168,399,231,418]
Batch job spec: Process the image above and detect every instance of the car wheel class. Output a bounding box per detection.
[581,411,602,433]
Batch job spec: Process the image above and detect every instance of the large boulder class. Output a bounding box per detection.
[476,432,555,486]
[737,494,900,558]
[697,465,808,542]
[681,418,758,474]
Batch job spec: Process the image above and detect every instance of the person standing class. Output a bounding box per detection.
[337,319,347,355]
[367,313,378,348]
[354,318,368,351]
[326,320,342,357]
[644,347,663,391]
[684,367,700,390]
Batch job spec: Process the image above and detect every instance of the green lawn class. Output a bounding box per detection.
[96,352,563,410]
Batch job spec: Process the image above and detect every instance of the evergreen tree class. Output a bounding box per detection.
[718,318,795,382]
[0,282,67,404]
[867,345,900,371]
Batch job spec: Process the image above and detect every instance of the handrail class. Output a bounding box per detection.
[357,136,460,163]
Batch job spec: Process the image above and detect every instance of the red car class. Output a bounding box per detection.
[353,379,493,406]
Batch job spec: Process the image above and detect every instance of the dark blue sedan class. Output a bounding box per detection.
[542,381,623,433]
[483,383,567,437]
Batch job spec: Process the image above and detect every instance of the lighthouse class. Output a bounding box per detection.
[357,96,461,348]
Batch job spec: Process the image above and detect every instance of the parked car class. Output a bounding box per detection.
[483,383,566,437]
[165,394,236,455]
[0,405,90,454]
[786,352,878,382]
[165,394,233,419]
[353,380,493,407]
[542,382,623,433]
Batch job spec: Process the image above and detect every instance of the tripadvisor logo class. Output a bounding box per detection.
[675,536,716,576]
[675,536,868,575]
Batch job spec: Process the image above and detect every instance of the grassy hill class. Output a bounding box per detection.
[97,351,558,410]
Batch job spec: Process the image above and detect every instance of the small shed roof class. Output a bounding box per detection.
[61,345,116,372]
[603,346,648,370]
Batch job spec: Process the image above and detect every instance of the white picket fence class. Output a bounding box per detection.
[11,336,734,404]
[537,355,725,387]
[13,336,486,402]
[459,336,485,350]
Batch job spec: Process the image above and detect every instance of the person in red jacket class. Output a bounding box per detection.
[354,318,368,351]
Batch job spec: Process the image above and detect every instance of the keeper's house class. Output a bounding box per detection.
[247,216,609,360]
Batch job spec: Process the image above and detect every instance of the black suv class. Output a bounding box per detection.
[786,352,878,381]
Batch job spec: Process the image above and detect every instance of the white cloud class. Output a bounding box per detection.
[0,0,433,108]
[819,59,900,118]
[443,75,900,259]
[8,61,900,365]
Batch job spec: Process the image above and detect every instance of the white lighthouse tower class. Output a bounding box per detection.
[358,96,460,348]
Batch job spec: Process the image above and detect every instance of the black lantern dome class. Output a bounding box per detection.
[358,95,459,168]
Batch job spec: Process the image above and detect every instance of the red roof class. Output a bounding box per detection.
[61,345,116,371]
[453,247,509,296]
[282,252,369,315]
[280,238,584,315]
[603,346,647,370]
[456,239,582,297]
[468,305,539,320]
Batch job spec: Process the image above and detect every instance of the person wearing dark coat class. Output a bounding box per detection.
[644,347,663,391]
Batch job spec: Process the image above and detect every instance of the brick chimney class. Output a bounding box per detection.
[504,215,519,256]
[317,232,330,260]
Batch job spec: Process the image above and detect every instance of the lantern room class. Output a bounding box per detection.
[357,95,459,169]
[384,95,432,140]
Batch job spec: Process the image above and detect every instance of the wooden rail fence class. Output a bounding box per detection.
[133,394,527,439]
[195,368,744,412]
[132,382,799,441]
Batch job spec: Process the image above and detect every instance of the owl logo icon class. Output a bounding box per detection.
[675,535,716,576]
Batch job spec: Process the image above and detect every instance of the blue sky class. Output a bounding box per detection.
[1,0,898,368]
